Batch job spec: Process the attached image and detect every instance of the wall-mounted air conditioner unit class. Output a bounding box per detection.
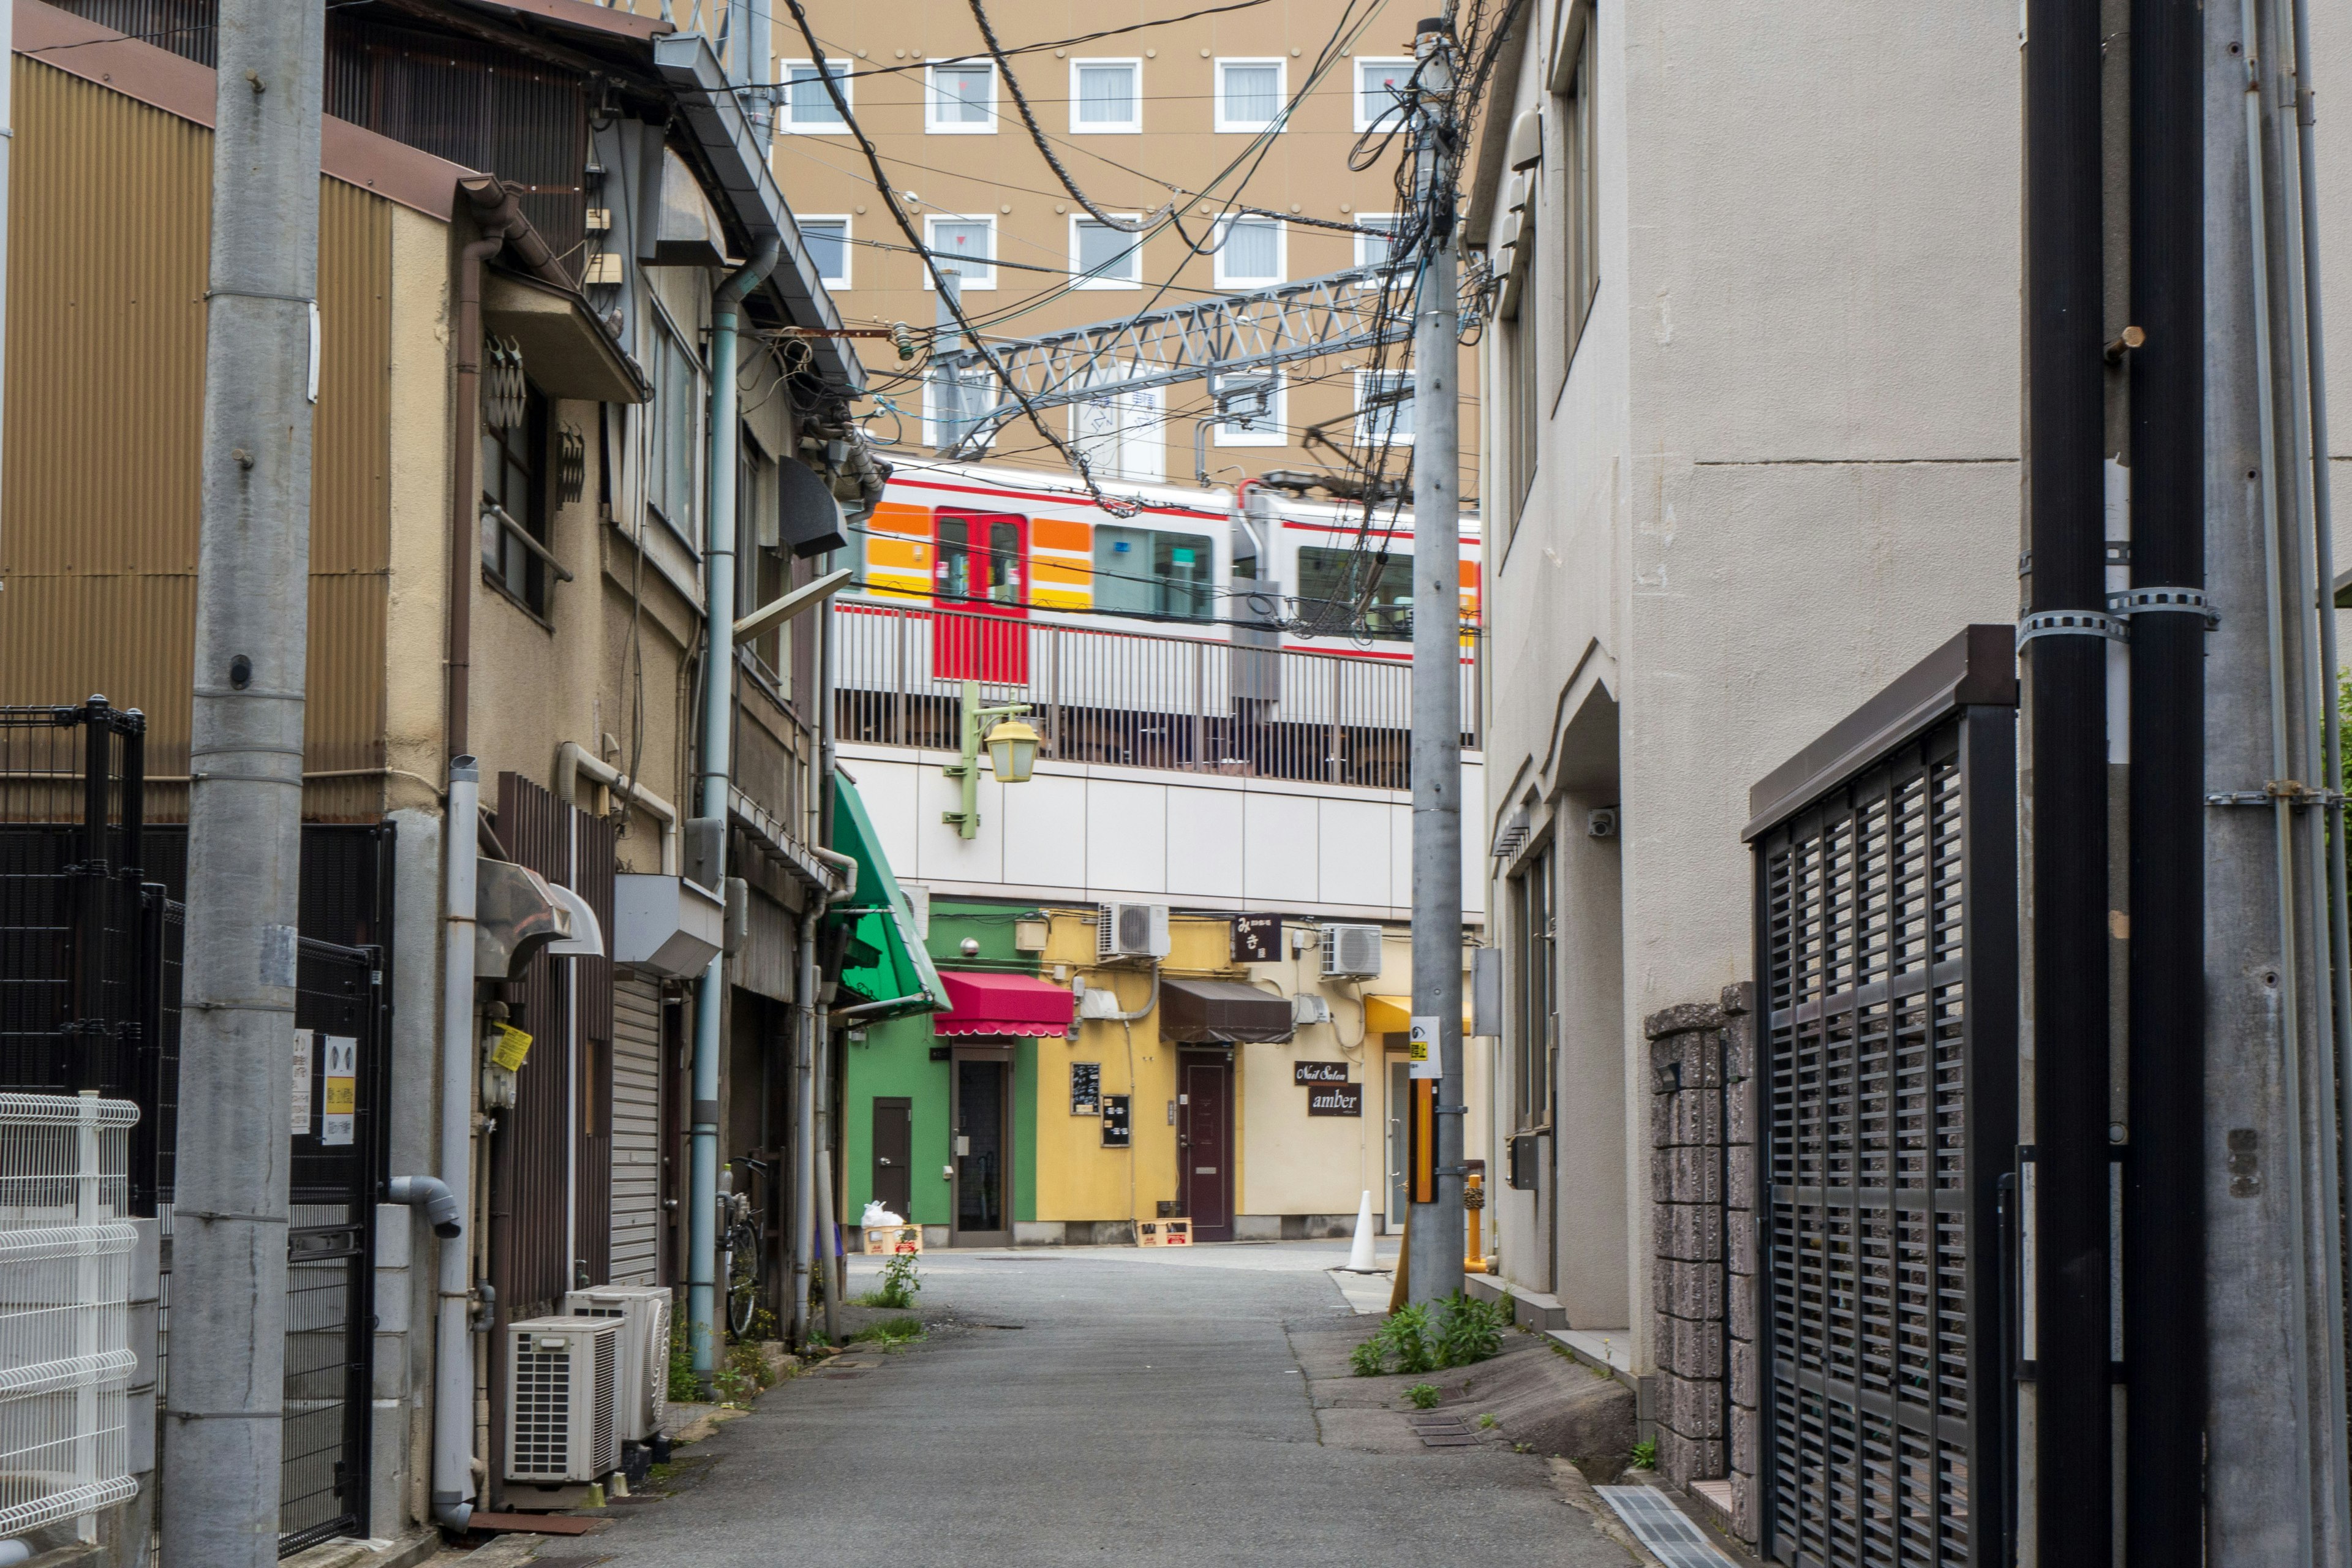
[562,1284,671,1445]
[1097,902,1170,960]
[505,1316,622,1483]
[1291,993,1332,1027]
[1320,924,1385,981]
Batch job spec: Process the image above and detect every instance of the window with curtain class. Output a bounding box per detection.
[1072,60,1139,131]
[1354,369,1414,445]
[1213,216,1282,288]
[1355,214,1401,273]
[1355,58,1412,131]
[927,217,996,288]
[929,61,995,130]
[1073,219,1141,285]
[782,61,849,128]
[1216,60,1283,130]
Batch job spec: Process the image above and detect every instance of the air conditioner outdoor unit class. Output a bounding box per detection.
[562,1284,671,1444]
[1291,993,1332,1027]
[1320,924,1385,980]
[1097,902,1170,960]
[505,1316,623,1483]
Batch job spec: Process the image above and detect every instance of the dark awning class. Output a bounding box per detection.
[1161,978,1294,1045]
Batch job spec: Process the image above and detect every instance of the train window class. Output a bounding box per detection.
[1093,526,1214,621]
[1296,545,1414,640]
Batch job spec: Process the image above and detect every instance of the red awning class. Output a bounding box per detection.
[933,970,1075,1038]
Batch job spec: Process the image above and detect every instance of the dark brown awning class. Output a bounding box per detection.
[1161,978,1294,1045]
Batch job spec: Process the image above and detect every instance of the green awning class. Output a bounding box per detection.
[827,775,944,1022]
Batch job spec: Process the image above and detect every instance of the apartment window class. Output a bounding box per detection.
[1553,15,1599,391]
[480,376,551,614]
[1354,213,1402,274]
[1071,59,1140,132]
[801,217,850,287]
[1354,369,1414,446]
[925,216,997,290]
[1504,232,1540,530]
[1215,59,1285,132]
[741,444,792,695]
[1212,216,1283,289]
[647,317,701,546]
[1214,372,1284,447]
[779,60,850,130]
[1354,56,1413,132]
[1512,845,1556,1131]
[1295,545,1412,640]
[927,60,996,132]
[1072,216,1142,287]
[1093,525,1215,621]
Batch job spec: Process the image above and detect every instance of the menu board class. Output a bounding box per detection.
[1071,1061,1102,1115]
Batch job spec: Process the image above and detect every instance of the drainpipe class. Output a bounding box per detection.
[555,740,680,874]
[433,758,481,1531]
[689,236,783,1381]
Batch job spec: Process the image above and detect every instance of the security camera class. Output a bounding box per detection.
[1587,807,1619,839]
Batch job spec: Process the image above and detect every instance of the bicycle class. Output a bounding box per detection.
[723,1157,771,1340]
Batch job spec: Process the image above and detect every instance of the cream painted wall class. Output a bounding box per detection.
[385,205,453,810]
[839,741,1487,922]
[1477,0,2024,1363]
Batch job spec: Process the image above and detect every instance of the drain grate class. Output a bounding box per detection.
[1596,1487,1737,1568]
[1406,1414,1482,1447]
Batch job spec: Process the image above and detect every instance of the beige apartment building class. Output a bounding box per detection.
[747,0,1483,492]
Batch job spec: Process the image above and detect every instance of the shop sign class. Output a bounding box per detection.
[1230,913,1283,964]
[1293,1061,1351,1085]
[1307,1082,1363,1117]
[1102,1094,1132,1147]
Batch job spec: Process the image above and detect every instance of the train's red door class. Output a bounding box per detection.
[932,510,1029,683]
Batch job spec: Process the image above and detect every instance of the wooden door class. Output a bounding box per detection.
[931,510,1029,682]
[1180,1055,1233,1241]
[872,1097,913,1217]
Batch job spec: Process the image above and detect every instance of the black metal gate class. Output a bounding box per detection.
[1744,628,2018,1568]
[0,701,389,1555]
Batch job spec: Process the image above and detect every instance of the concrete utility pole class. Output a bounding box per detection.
[162,4,325,1563]
[935,266,967,452]
[1405,13,1464,1308]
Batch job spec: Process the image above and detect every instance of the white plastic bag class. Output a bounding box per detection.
[861,1200,905,1228]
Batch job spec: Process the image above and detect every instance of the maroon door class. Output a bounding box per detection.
[1180,1055,1233,1241]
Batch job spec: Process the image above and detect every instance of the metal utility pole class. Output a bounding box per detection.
[1404,13,1464,1308]
[162,4,325,1563]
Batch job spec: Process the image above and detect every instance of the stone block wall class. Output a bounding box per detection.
[1643,983,1758,1545]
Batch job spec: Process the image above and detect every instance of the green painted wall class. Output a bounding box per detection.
[841,899,1044,1227]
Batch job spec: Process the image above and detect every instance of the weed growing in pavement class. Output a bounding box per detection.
[1512,1442,1536,1455]
[1479,1413,1499,1430]
[1406,1382,1441,1409]
[1630,1439,1658,1470]
[1351,1294,1506,1376]
[861,1250,922,1309]
[668,1334,701,1403]
[850,1315,924,1346]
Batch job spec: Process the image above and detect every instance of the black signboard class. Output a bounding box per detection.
[1231,913,1283,964]
[1102,1094,1132,1147]
[1294,1061,1351,1085]
[1306,1082,1363,1117]
[1071,1061,1102,1115]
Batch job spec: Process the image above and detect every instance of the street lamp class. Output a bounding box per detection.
[941,679,1035,838]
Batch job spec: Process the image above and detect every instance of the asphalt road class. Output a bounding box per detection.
[586,1242,1641,1568]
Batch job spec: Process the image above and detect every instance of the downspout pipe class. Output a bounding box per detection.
[388,1175,462,1239]
[433,758,481,1532]
[688,236,783,1382]
[792,903,819,1346]
[555,740,680,875]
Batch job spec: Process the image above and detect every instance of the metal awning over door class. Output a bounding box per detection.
[1160,978,1294,1044]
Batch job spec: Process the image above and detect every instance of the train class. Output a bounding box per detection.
[832,459,1482,786]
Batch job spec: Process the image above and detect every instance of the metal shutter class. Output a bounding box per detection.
[609,976,663,1285]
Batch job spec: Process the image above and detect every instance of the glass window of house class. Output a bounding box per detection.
[1355,369,1414,445]
[929,60,995,131]
[1216,60,1283,131]
[1093,526,1215,620]
[1514,846,1556,1129]
[1355,58,1412,131]
[1213,216,1283,289]
[801,219,850,287]
[927,216,997,289]
[1074,218,1141,286]
[1072,60,1140,132]
[647,320,699,544]
[1295,545,1413,640]
[480,377,550,614]
[782,61,850,129]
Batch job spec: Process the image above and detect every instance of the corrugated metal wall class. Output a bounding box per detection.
[611,976,663,1286]
[0,60,396,821]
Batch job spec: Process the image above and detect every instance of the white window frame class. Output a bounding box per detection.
[1354,368,1414,447]
[1069,213,1144,289]
[775,58,853,133]
[1213,371,1285,448]
[799,214,852,288]
[923,214,998,290]
[926,58,997,134]
[1068,57,1142,134]
[1352,56,1415,133]
[1213,57,1287,134]
[1353,212,1402,274]
[1211,214,1285,290]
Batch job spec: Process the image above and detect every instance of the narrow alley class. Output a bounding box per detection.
[535,1245,1655,1568]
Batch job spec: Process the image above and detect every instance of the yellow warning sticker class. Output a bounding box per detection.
[489,1022,533,1072]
